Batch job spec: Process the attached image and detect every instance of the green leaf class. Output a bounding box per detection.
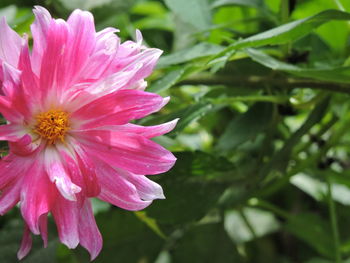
[146,152,234,224]
[73,209,163,262]
[164,0,211,30]
[158,42,224,68]
[172,223,243,263]
[291,173,350,206]
[285,213,335,258]
[170,102,213,135]
[217,102,273,152]
[260,97,330,177]
[246,48,350,84]
[148,68,186,93]
[144,101,214,135]
[211,0,264,9]
[211,10,350,63]
[224,207,280,244]
[134,211,166,239]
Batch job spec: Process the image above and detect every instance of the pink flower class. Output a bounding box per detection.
[0,6,177,260]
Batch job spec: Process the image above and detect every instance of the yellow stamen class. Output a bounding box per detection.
[34,109,70,144]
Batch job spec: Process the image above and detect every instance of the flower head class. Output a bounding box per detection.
[0,6,177,260]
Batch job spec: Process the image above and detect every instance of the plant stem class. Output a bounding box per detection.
[178,74,350,94]
[210,95,289,105]
[327,177,342,263]
[239,208,258,240]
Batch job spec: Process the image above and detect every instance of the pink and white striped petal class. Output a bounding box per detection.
[78,199,102,260]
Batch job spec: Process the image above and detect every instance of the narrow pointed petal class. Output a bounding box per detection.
[31,6,52,74]
[97,163,152,210]
[0,17,22,66]
[0,124,26,141]
[39,213,48,248]
[21,160,56,234]
[39,18,69,103]
[78,130,176,175]
[0,154,29,188]
[79,199,102,260]
[97,119,179,138]
[0,179,22,215]
[52,195,80,249]
[63,9,96,87]
[17,224,33,260]
[71,89,167,129]
[120,170,165,201]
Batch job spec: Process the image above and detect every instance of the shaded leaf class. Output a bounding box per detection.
[224,207,280,244]
[217,102,273,152]
[158,43,224,68]
[172,223,243,263]
[164,0,211,30]
[285,213,334,258]
[246,48,350,84]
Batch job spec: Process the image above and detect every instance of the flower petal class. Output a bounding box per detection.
[71,89,167,129]
[39,18,69,105]
[20,159,56,234]
[78,199,102,260]
[78,130,176,175]
[44,147,81,201]
[63,9,96,87]
[0,17,22,66]
[0,178,22,215]
[0,124,26,141]
[97,163,152,210]
[39,213,48,248]
[120,170,165,201]
[31,6,52,74]
[51,194,80,249]
[17,223,33,260]
[95,119,179,138]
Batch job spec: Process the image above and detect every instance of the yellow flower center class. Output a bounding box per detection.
[34,109,70,144]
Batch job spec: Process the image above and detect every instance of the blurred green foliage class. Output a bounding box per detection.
[2,0,350,262]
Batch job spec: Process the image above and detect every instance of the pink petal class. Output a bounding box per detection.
[1,61,21,97]
[31,6,52,74]
[78,27,119,81]
[20,159,56,234]
[120,170,165,201]
[78,199,102,260]
[18,39,41,106]
[9,134,42,157]
[78,130,176,175]
[0,124,25,141]
[17,223,33,260]
[124,48,162,87]
[1,62,32,120]
[39,213,48,248]
[51,194,80,249]
[44,147,81,201]
[57,142,100,198]
[97,163,152,210]
[98,119,179,138]
[0,95,22,122]
[0,17,22,66]
[39,18,69,104]
[63,9,96,87]
[71,89,167,129]
[0,154,28,189]
[0,178,22,215]
[74,145,100,197]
